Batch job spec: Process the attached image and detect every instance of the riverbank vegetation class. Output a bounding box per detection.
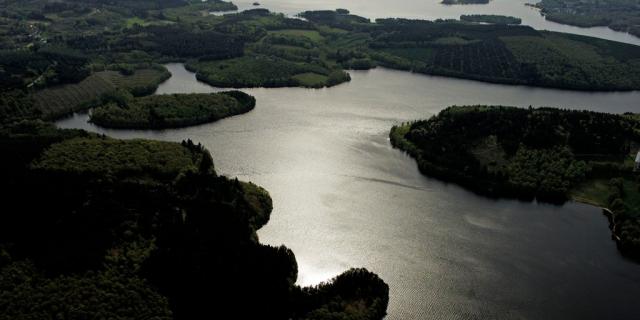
[536,0,640,38]
[0,121,390,319]
[90,91,256,129]
[391,106,640,259]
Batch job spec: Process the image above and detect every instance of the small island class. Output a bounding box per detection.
[391,106,640,259]
[89,91,256,129]
[460,14,522,25]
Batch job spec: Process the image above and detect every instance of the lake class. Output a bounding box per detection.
[57,63,640,319]
[226,0,640,45]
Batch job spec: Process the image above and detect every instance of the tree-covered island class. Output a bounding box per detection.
[90,90,256,129]
[391,106,640,260]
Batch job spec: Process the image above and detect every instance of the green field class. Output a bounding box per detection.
[291,72,329,87]
[268,29,325,42]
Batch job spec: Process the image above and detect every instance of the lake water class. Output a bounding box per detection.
[57,63,640,319]
[226,0,640,45]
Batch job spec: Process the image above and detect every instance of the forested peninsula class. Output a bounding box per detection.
[0,120,390,319]
[390,106,640,260]
[90,90,256,129]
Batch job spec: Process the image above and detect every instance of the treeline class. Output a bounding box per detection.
[90,90,256,129]
[0,122,390,319]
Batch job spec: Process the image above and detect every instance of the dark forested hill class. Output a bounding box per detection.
[0,121,390,319]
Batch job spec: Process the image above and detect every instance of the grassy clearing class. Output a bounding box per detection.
[125,17,149,27]
[570,179,611,207]
[268,29,324,42]
[292,73,328,87]
[572,177,640,217]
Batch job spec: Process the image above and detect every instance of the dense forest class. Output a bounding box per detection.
[90,90,256,129]
[0,121,389,319]
[536,0,640,37]
[390,106,640,259]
